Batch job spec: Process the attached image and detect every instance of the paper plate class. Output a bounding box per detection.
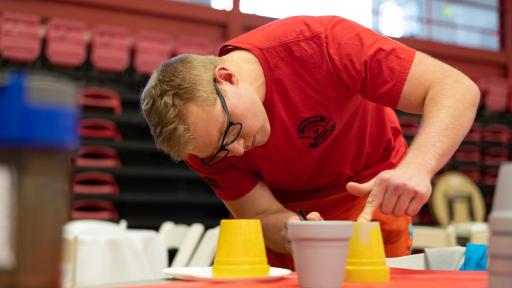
[163,266,291,282]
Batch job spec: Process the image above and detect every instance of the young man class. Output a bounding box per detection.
[140,16,479,269]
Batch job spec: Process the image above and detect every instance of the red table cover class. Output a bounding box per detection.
[123,268,487,288]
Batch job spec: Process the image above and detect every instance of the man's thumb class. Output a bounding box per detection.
[346,178,375,197]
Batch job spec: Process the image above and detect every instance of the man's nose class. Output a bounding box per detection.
[226,138,245,156]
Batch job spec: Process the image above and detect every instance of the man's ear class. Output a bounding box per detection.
[214,67,238,86]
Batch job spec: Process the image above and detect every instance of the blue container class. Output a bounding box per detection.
[0,70,79,150]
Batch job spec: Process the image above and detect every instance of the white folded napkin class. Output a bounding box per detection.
[424,246,466,270]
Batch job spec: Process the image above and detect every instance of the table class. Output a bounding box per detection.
[119,268,487,288]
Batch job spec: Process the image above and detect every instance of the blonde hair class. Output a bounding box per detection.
[140,54,220,160]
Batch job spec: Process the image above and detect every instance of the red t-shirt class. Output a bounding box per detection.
[186,16,416,264]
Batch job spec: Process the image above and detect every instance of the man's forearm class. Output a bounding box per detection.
[223,181,298,255]
[258,209,296,254]
[399,75,480,176]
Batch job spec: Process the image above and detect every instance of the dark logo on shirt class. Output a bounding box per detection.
[297,115,336,148]
[202,176,223,191]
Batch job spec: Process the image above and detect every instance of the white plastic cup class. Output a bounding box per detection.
[488,163,512,288]
[288,221,353,288]
[489,162,512,235]
[490,163,512,218]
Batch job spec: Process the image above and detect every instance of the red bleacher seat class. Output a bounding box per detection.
[464,123,482,142]
[73,171,120,195]
[453,145,481,163]
[484,78,509,113]
[72,199,119,221]
[458,165,481,183]
[482,167,499,186]
[91,25,131,72]
[134,31,172,75]
[79,119,122,142]
[46,18,86,67]
[174,36,217,55]
[80,87,122,116]
[483,124,509,144]
[509,82,512,113]
[483,147,509,165]
[0,12,41,62]
[75,146,122,168]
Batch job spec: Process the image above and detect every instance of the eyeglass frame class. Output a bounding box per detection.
[200,79,243,167]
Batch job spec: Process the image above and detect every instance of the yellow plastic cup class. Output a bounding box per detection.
[345,221,390,283]
[212,219,270,278]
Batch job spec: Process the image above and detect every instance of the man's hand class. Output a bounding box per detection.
[281,211,323,252]
[346,168,432,222]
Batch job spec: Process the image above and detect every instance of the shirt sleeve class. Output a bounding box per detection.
[325,17,416,108]
[185,155,259,201]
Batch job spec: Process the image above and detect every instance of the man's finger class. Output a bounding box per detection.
[346,178,376,197]
[380,183,400,214]
[406,195,427,216]
[357,203,375,222]
[393,192,414,217]
[306,211,323,221]
[281,228,292,252]
[356,179,386,222]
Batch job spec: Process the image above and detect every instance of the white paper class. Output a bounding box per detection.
[0,165,16,269]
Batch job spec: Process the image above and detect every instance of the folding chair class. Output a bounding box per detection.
[158,221,205,267]
[431,171,486,239]
[170,223,205,267]
[188,226,220,267]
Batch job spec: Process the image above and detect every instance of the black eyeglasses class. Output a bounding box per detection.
[200,80,242,167]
